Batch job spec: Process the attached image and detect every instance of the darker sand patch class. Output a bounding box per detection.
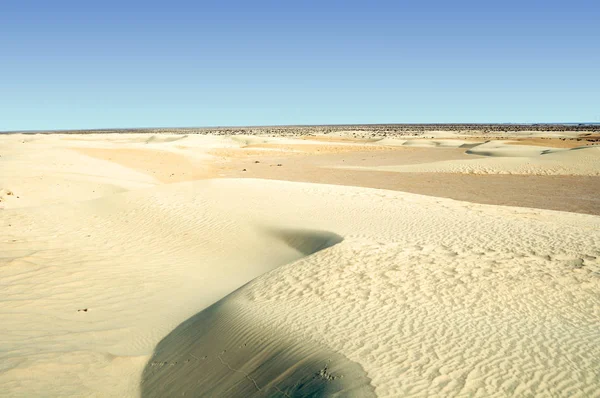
[207,144,421,161]
[73,147,214,183]
[215,148,600,216]
[216,146,473,167]
[244,143,410,154]
[299,135,380,143]
[76,144,600,216]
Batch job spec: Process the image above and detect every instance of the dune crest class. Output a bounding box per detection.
[141,289,375,397]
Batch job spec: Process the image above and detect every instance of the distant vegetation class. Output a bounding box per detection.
[6,123,600,136]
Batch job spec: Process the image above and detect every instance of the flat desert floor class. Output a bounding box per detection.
[1,131,600,397]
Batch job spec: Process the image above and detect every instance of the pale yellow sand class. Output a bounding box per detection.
[337,143,600,176]
[1,133,599,397]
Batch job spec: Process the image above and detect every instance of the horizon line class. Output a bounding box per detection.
[3,121,600,133]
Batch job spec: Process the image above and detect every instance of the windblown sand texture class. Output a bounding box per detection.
[1,129,599,397]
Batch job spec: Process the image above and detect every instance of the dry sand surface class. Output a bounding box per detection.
[1,131,600,397]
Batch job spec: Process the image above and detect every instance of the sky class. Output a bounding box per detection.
[1,0,599,131]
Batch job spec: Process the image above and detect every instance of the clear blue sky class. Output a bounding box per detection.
[1,0,599,130]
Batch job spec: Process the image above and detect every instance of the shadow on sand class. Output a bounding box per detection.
[140,228,375,397]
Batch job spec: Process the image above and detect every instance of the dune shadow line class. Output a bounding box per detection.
[141,228,374,397]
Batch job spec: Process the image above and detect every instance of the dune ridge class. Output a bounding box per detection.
[141,287,376,397]
[139,179,600,397]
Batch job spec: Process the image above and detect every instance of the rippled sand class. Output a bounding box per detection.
[1,132,599,397]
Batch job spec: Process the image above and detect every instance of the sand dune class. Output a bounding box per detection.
[465,140,559,157]
[338,145,600,176]
[0,181,349,395]
[141,282,375,397]
[1,132,600,397]
[373,138,484,148]
[0,135,158,208]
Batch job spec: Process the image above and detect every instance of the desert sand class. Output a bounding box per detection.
[1,129,600,397]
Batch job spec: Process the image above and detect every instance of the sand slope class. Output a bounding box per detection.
[142,179,600,397]
[2,178,599,396]
[0,181,346,396]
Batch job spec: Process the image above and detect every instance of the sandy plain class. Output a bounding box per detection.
[1,128,599,397]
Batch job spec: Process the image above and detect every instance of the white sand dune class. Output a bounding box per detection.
[1,133,600,397]
[372,138,483,148]
[337,145,600,176]
[465,141,560,157]
[0,135,159,208]
[0,180,348,396]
